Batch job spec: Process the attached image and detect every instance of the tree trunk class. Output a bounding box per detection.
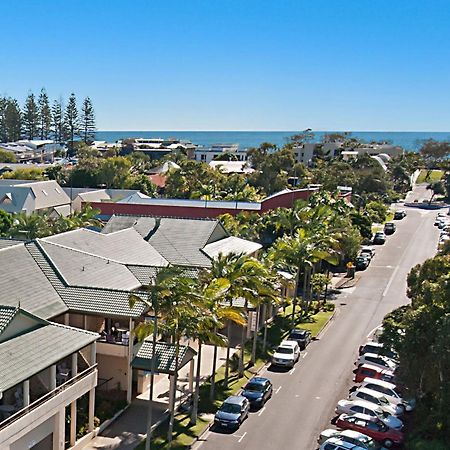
[262,303,268,353]
[224,320,232,388]
[238,301,249,377]
[301,265,309,314]
[167,335,180,445]
[251,305,260,364]
[145,317,158,450]
[291,266,301,326]
[190,341,202,425]
[210,339,218,401]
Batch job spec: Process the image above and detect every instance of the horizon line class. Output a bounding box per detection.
[96,129,450,133]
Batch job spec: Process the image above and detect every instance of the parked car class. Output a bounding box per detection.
[241,377,272,408]
[353,364,396,384]
[359,378,416,412]
[319,437,368,450]
[335,400,403,430]
[348,387,404,416]
[271,340,300,368]
[359,342,398,360]
[288,328,312,349]
[393,210,406,220]
[355,255,370,270]
[373,232,386,245]
[355,354,397,372]
[335,413,404,448]
[214,396,250,429]
[383,223,396,235]
[318,428,383,449]
[360,246,375,260]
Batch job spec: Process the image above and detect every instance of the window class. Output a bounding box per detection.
[201,154,206,161]
[353,406,364,413]
[0,193,12,204]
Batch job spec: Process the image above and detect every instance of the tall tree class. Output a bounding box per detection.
[80,96,96,144]
[52,98,65,143]
[23,93,39,140]
[64,93,79,155]
[4,99,22,141]
[38,88,52,139]
[0,96,7,142]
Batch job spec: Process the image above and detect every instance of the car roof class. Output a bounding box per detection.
[247,377,269,384]
[324,437,367,449]
[342,412,373,422]
[358,363,385,372]
[362,377,397,389]
[280,340,298,347]
[340,429,371,439]
[361,246,374,251]
[355,386,386,399]
[348,399,382,412]
[362,341,384,348]
[224,395,247,405]
[360,352,384,359]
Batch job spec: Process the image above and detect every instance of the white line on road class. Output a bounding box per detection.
[275,386,282,394]
[302,352,308,358]
[289,367,296,375]
[382,264,400,297]
[258,406,266,416]
[367,325,380,339]
[238,432,247,443]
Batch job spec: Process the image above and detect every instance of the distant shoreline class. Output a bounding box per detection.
[95,130,450,151]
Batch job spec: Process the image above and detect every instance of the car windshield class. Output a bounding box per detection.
[290,332,305,338]
[276,347,293,354]
[244,383,264,392]
[380,410,390,419]
[220,403,241,414]
[378,396,389,405]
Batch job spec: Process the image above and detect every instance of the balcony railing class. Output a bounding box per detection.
[0,364,97,432]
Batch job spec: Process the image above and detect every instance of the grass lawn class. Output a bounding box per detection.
[139,306,334,449]
[416,169,444,184]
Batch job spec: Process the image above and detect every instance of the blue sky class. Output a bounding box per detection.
[1,0,449,131]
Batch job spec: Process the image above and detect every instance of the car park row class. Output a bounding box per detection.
[317,326,416,449]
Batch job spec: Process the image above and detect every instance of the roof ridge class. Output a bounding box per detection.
[50,321,99,337]
[109,213,218,222]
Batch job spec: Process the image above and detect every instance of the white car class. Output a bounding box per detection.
[349,387,404,416]
[335,399,403,430]
[319,437,368,450]
[359,378,416,412]
[359,342,397,360]
[355,353,397,372]
[271,340,300,368]
[318,429,383,449]
[360,246,375,260]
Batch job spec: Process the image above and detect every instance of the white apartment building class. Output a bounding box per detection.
[194,143,248,163]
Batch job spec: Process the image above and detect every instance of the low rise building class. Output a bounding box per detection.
[194,144,248,163]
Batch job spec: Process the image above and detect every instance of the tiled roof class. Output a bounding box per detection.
[103,216,229,267]
[0,244,68,319]
[202,236,262,259]
[132,340,196,374]
[0,239,23,250]
[0,305,18,335]
[38,240,142,291]
[43,228,168,267]
[18,180,71,210]
[0,320,98,394]
[26,242,147,318]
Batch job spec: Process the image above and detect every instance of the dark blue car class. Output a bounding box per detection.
[214,396,250,429]
[241,377,273,408]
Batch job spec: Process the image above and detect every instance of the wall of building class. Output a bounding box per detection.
[96,353,128,392]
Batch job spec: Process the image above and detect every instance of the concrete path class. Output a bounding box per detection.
[82,344,231,450]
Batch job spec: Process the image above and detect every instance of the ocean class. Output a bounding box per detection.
[95,131,450,152]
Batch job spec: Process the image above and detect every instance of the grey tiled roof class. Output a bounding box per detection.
[132,340,196,374]
[0,239,23,250]
[0,244,68,319]
[38,240,142,291]
[26,242,147,318]
[0,305,18,335]
[103,216,229,267]
[44,228,168,267]
[0,320,98,394]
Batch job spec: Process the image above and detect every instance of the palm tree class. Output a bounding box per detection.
[9,212,51,240]
[129,266,186,450]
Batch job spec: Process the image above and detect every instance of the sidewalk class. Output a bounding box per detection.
[83,344,232,450]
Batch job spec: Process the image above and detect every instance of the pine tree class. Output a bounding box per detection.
[52,98,65,143]
[0,96,7,142]
[38,88,52,139]
[64,93,79,155]
[80,96,96,144]
[4,99,22,141]
[23,93,39,140]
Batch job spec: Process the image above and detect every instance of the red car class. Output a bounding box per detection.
[336,413,404,447]
[353,363,396,384]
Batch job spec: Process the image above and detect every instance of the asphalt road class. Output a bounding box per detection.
[193,203,441,450]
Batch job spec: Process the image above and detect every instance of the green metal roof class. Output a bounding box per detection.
[131,340,196,375]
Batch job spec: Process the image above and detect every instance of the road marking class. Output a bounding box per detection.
[275,386,282,394]
[367,325,381,339]
[258,406,266,416]
[238,432,247,443]
[302,352,308,358]
[382,264,400,297]
[289,367,296,375]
